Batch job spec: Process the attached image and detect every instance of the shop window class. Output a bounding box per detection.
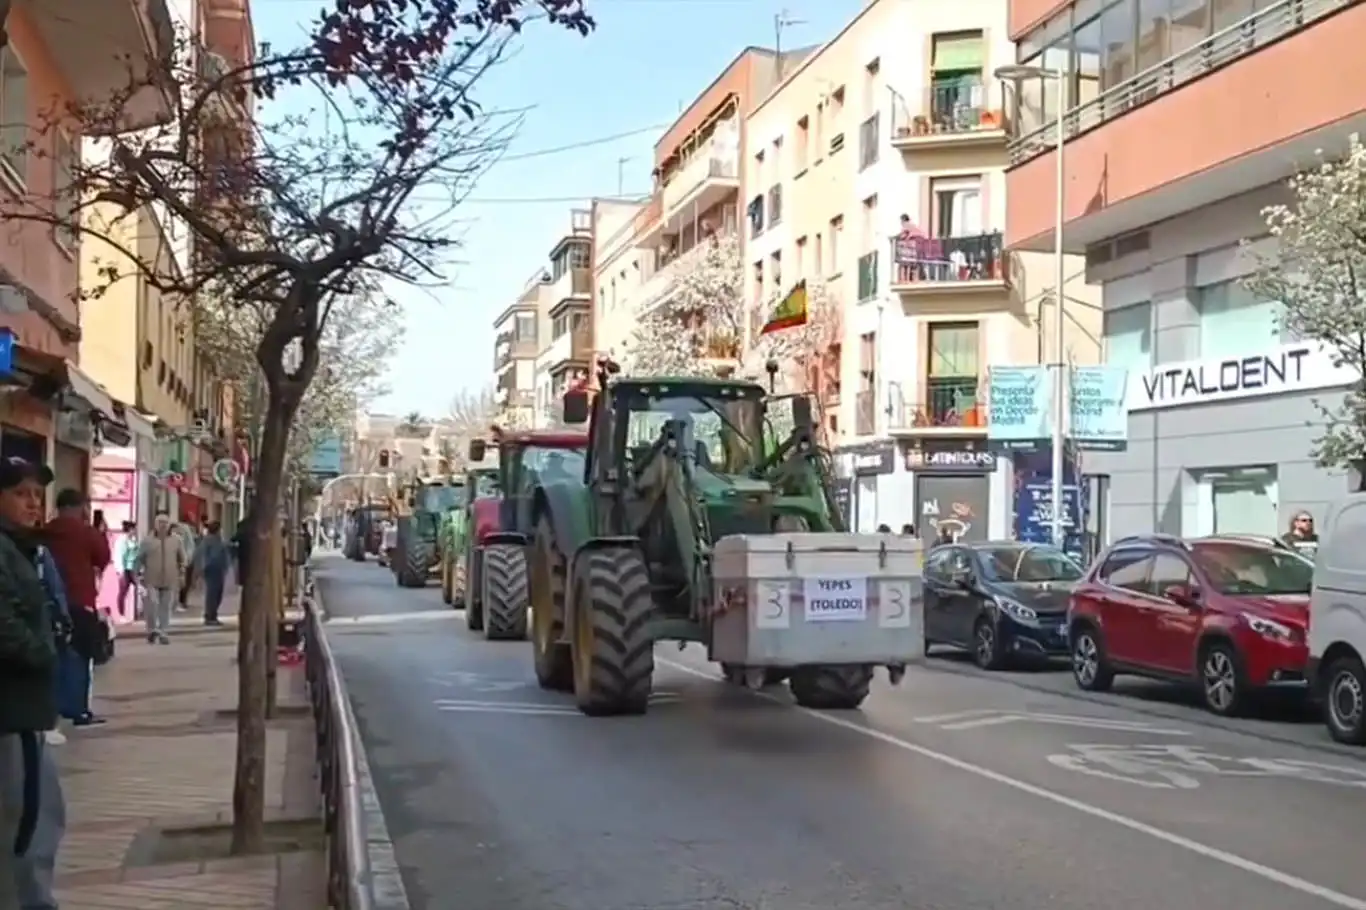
[1102,302,1152,374]
[1185,465,1278,536]
[1196,280,1288,359]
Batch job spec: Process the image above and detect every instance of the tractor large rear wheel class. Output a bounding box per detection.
[465,548,483,631]
[788,665,873,710]
[570,547,655,716]
[531,517,572,691]
[396,541,429,588]
[482,544,528,641]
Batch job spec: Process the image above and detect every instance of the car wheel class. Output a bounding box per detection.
[1324,654,1366,746]
[1200,640,1248,717]
[972,617,1007,670]
[1071,625,1114,692]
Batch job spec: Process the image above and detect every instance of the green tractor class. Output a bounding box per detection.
[526,362,925,717]
[457,431,589,640]
[439,466,498,609]
[392,477,464,588]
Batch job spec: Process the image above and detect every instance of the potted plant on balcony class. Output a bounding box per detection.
[912,115,931,136]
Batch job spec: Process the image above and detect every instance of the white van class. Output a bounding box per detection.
[1308,496,1366,745]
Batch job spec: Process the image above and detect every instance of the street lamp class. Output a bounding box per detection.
[995,62,1068,548]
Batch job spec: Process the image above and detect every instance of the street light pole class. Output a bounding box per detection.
[996,63,1069,547]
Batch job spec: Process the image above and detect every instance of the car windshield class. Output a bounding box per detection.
[977,545,1084,582]
[1191,542,1313,596]
[524,446,586,485]
[471,473,499,498]
[624,394,763,475]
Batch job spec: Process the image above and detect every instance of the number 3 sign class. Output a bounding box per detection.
[753,580,791,629]
[878,580,913,628]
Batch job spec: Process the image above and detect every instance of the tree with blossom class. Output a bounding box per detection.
[1246,135,1366,478]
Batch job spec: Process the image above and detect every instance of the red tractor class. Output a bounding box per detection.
[456,428,589,640]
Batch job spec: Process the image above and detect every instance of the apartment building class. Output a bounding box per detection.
[492,271,543,426]
[0,2,175,509]
[591,197,651,362]
[532,209,594,424]
[747,0,1099,536]
[1005,0,1361,539]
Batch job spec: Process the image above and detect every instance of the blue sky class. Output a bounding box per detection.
[253,0,865,418]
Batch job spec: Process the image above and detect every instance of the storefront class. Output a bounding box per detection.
[833,440,900,532]
[1084,340,1352,540]
[902,438,1002,542]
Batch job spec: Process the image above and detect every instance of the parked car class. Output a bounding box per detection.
[924,541,1082,669]
[1068,534,1313,716]
[1308,496,1366,745]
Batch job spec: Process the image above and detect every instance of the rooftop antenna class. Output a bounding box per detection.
[616,156,632,197]
[774,9,806,81]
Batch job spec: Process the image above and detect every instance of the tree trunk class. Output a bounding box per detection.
[230,400,292,855]
[264,523,281,718]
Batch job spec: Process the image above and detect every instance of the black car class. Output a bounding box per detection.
[923,541,1084,669]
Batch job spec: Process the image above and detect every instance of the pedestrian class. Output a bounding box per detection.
[35,544,72,745]
[43,488,111,728]
[232,511,253,587]
[193,521,231,627]
[0,456,67,910]
[114,521,139,618]
[1281,510,1320,558]
[173,521,196,612]
[876,523,892,533]
[136,513,185,644]
[900,523,917,537]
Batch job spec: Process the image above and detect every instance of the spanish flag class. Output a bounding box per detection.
[759,280,808,336]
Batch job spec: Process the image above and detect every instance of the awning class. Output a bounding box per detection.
[64,363,118,422]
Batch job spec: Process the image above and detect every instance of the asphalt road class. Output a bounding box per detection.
[316,553,1366,910]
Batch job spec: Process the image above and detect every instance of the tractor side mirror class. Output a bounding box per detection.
[562,390,590,424]
[468,439,486,462]
[792,394,815,429]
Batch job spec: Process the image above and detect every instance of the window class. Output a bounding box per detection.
[1196,280,1287,359]
[814,233,823,274]
[1073,20,1101,108]
[1102,302,1152,374]
[0,47,27,183]
[930,177,982,238]
[53,130,77,250]
[796,115,809,172]
[752,259,764,304]
[858,113,879,171]
[862,58,880,114]
[1149,553,1191,596]
[857,251,878,302]
[1100,0,1137,90]
[859,331,876,390]
[1101,550,1153,592]
[753,148,765,189]
[1137,0,1172,71]
[795,235,807,278]
[769,250,782,290]
[568,245,591,269]
[926,322,979,422]
[747,194,765,238]
[767,184,783,226]
[772,136,783,182]
[929,31,986,132]
[829,216,843,274]
[814,103,825,158]
[515,313,535,342]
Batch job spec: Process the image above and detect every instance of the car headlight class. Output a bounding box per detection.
[1241,613,1294,642]
[994,596,1037,622]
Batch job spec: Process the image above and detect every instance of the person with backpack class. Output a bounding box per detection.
[44,489,113,727]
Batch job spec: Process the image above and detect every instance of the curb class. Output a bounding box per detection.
[921,657,1366,762]
[311,558,413,910]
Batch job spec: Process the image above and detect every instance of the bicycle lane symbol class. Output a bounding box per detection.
[1047,744,1366,791]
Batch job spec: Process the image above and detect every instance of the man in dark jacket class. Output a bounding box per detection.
[0,457,65,909]
[45,488,112,726]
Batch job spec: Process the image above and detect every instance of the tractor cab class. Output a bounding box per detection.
[468,431,587,539]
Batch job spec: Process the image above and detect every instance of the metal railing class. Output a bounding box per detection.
[1007,0,1351,165]
[889,231,1007,286]
[302,566,373,910]
[891,79,1006,140]
[890,380,987,429]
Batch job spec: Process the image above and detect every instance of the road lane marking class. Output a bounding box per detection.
[656,657,1366,910]
[433,692,683,716]
[327,610,459,625]
[1050,744,1366,790]
[933,711,1190,734]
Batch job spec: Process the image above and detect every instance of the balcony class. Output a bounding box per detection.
[29,0,176,133]
[549,210,592,260]
[549,326,593,374]
[494,331,537,371]
[890,79,1008,154]
[889,232,1009,297]
[547,267,592,316]
[662,139,740,221]
[1004,0,1362,250]
[889,379,988,435]
[496,387,534,408]
[854,390,876,437]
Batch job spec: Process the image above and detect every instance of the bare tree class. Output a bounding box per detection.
[396,411,430,438]
[445,387,496,466]
[18,0,594,852]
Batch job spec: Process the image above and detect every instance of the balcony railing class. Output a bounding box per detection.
[889,232,1007,288]
[569,326,592,362]
[662,138,739,213]
[549,267,592,312]
[857,251,879,302]
[494,336,537,371]
[855,390,876,436]
[891,379,987,430]
[891,79,1006,142]
[1007,0,1347,166]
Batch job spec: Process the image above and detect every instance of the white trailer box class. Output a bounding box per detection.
[710,533,925,666]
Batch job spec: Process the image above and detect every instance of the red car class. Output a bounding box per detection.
[1068,534,1314,717]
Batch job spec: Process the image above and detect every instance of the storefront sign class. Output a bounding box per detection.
[903,439,998,473]
[1069,366,1129,451]
[309,434,343,477]
[986,366,1052,451]
[1131,342,1353,411]
[836,441,896,476]
[0,328,13,376]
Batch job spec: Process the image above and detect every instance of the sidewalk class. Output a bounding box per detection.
[54,621,326,908]
[115,583,304,637]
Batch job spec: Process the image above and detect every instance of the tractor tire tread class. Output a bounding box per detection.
[483,544,529,640]
[532,519,573,691]
[789,665,873,710]
[574,548,655,716]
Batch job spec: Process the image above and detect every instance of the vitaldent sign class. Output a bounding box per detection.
[1129,342,1354,412]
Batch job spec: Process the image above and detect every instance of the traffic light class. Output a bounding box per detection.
[378,449,390,468]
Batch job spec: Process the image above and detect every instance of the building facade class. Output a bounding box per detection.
[492,276,542,427]
[531,210,593,424]
[748,0,1099,536]
[1004,0,1362,540]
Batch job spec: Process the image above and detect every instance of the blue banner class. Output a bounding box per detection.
[1069,366,1129,451]
[987,366,1052,452]
[308,435,343,477]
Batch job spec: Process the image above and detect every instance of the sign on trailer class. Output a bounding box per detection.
[803,577,867,622]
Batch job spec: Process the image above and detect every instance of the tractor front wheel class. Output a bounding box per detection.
[396,541,428,588]
[789,665,873,710]
[465,548,484,631]
[570,547,655,716]
[482,544,529,641]
[440,553,454,605]
[531,517,572,691]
